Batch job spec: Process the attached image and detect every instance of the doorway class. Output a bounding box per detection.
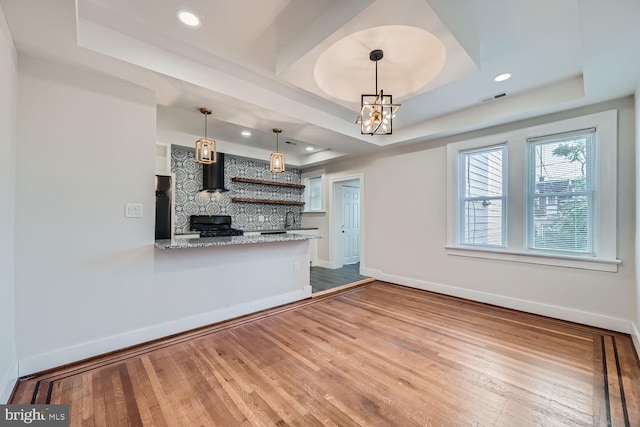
[310,175,369,294]
[329,176,363,269]
[338,180,361,265]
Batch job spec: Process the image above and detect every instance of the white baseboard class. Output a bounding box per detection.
[364,268,633,334]
[314,259,333,269]
[631,322,640,360]
[19,288,311,376]
[0,360,18,403]
[315,260,361,269]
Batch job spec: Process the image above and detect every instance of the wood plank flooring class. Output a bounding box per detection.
[11,282,640,426]
[310,262,370,293]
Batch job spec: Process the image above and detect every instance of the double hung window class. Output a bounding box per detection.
[302,171,324,213]
[305,176,323,212]
[446,110,618,272]
[527,129,595,255]
[458,146,506,247]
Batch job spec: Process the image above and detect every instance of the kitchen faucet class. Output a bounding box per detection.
[284,211,296,229]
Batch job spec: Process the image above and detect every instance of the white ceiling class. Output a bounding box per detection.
[2,0,640,167]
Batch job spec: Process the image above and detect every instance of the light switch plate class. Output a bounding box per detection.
[125,203,143,218]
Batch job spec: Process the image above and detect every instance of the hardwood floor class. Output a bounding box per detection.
[310,262,370,293]
[11,282,640,426]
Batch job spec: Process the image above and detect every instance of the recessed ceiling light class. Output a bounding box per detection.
[306,146,314,151]
[241,130,251,137]
[177,10,201,28]
[494,73,511,82]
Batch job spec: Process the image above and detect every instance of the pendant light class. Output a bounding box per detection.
[195,107,217,164]
[356,49,401,135]
[270,128,285,173]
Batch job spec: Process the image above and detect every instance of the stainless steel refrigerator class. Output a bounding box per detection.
[155,175,172,239]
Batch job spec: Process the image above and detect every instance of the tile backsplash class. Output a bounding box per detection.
[171,146,303,233]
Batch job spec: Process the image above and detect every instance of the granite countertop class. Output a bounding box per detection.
[155,233,322,249]
[174,227,318,236]
[244,227,319,233]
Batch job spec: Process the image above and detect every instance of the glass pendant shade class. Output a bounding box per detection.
[270,128,285,173]
[270,152,285,173]
[195,107,217,165]
[195,137,217,164]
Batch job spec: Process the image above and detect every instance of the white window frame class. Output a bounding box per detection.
[526,129,596,256]
[457,145,508,248]
[446,110,619,272]
[302,170,325,213]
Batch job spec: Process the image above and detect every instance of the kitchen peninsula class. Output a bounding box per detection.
[152,232,319,346]
[148,146,323,347]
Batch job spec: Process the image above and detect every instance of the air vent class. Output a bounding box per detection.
[285,141,297,145]
[480,92,508,103]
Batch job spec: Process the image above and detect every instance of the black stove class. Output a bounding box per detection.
[190,215,244,238]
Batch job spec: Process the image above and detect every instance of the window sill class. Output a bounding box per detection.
[302,210,326,214]
[445,245,621,272]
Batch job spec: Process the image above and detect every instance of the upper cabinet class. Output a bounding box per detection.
[155,143,171,175]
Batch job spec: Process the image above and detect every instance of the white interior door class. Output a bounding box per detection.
[342,184,360,265]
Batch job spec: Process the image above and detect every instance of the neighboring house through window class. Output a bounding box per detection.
[459,145,506,247]
[528,129,596,255]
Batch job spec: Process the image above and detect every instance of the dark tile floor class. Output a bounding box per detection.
[310,262,369,293]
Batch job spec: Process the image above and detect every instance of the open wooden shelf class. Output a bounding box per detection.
[231,198,305,206]
[232,177,305,189]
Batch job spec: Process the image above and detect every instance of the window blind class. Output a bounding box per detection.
[459,146,506,246]
[528,129,595,254]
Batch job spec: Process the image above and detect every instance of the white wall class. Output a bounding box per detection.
[0,5,18,403]
[15,56,157,373]
[15,56,311,374]
[634,83,640,354]
[304,97,637,333]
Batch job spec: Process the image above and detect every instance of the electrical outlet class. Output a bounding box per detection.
[293,262,300,271]
[125,203,143,218]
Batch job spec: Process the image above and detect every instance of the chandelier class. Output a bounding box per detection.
[356,49,401,135]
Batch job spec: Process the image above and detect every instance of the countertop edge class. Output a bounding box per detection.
[155,233,323,249]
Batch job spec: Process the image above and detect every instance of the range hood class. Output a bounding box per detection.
[201,152,229,192]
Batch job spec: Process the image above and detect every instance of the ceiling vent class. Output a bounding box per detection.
[480,92,508,103]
